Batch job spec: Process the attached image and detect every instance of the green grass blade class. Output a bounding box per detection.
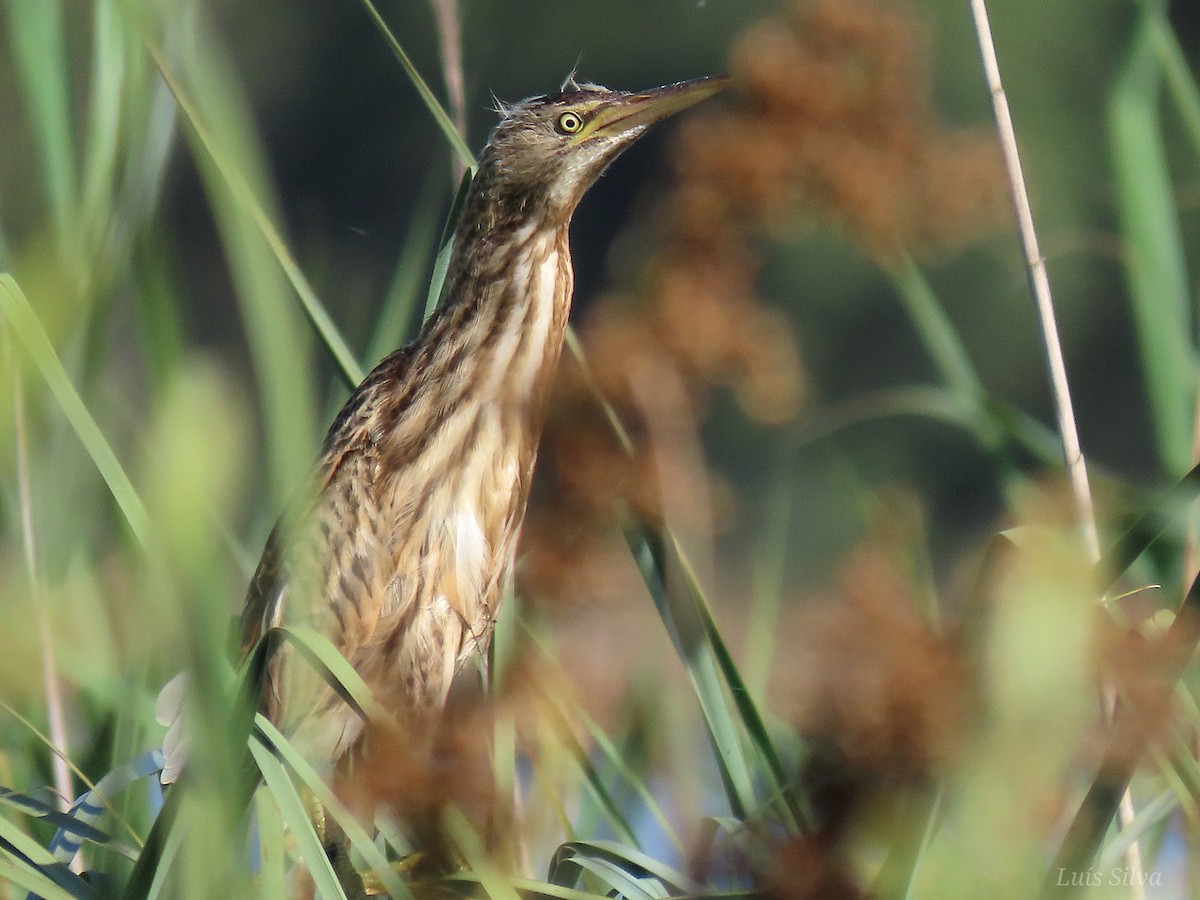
[545,706,639,848]
[248,740,349,900]
[356,0,476,171]
[549,849,660,899]
[887,254,986,404]
[254,788,288,898]
[366,172,444,364]
[626,527,755,820]
[550,841,691,894]
[254,714,413,899]
[1108,14,1195,476]
[1098,787,1177,870]
[5,0,77,245]
[141,823,184,900]
[0,807,63,868]
[663,532,806,831]
[0,274,153,548]
[273,625,389,723]
[423,169,474,321]
[1145,2,1200,162]
[144,38,364,390]
[0,853,83,900]
[440,806,522,900]
[80,0,125,238]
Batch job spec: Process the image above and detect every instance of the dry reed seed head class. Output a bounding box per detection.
[713,0,1007,257]
[518,511,642,609]
[673,113,803,228]
[732,306,808,423]
[1089,611,1192,770]
[758,835,864,900]
[778,546,968,780]
[335,648,560,861]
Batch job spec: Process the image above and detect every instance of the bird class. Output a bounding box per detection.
[218,75,730,772]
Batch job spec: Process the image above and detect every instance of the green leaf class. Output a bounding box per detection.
[0,273,153,548]
[254,714,413,899]
[367,172,444,364]
[1145,2,1200,163]
[1098,787,1177,870]
[356,0,476,172]
[0,853,84,900]
[548,840,691,895]
[423,168,474,322]
[79,0,126,238]
[668,533,809,831]
[626,527,756,821]
[271,625,389,723]
[887,255,986,406]
[440,806,522,900]
[145,35,362,392]
[1108,13,1195,477]
[5,0,77,244]
[550,850,662,899]
[249,740,349,900]
[254,790,287,898]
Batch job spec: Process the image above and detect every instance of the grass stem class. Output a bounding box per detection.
[968,0,1140,893]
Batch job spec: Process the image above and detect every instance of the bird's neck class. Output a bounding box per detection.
[417,208,574,426]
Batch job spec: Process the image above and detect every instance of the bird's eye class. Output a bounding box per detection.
[556,111,584,134]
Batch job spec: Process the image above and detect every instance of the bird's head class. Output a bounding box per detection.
[478,75,728,217]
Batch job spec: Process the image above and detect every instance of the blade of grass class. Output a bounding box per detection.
[626,527,754,820]
[565,322,789,824]
[271,625,389,723]
[366,171,444,364]
[1108,12,1194,478]
[663,530,807,831]
[8,329,74,811]
[0,853,84,900]
[248,740,349,900]
[143,35,363,390]
[0,274,153,548]
[1141,1,1200,166]
[886,254,987,405]
[253,714,413,899]
[549,850,660,899]
[440,806,522,900]
[5,0,77,248]
[423,168,474,321]
[79,0,125,242]
[1098,788,1178,870]
[357,0,476,172]
[141,817,184,900]
[549,841,691,895]
[254,788,288,898]
[540,700,639,848]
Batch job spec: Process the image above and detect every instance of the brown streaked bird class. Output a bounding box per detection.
[232,76,728,767]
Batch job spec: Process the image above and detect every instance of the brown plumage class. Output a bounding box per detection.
[235,76,727,767]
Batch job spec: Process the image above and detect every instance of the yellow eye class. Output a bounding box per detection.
[556,111,584,134]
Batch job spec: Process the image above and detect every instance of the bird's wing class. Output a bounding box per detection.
[237,349,412,664]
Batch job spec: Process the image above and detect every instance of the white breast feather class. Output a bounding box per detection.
[452,503,489,603]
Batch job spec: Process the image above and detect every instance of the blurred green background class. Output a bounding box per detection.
[3,0,1200,894]
[3,0,1191,587]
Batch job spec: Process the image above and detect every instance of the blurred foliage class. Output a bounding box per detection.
[3,0,1200,897]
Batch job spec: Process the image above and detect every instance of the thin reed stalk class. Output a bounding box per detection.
[968,1,1142,894]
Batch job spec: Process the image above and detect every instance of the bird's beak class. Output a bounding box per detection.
[580,75,730,141]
